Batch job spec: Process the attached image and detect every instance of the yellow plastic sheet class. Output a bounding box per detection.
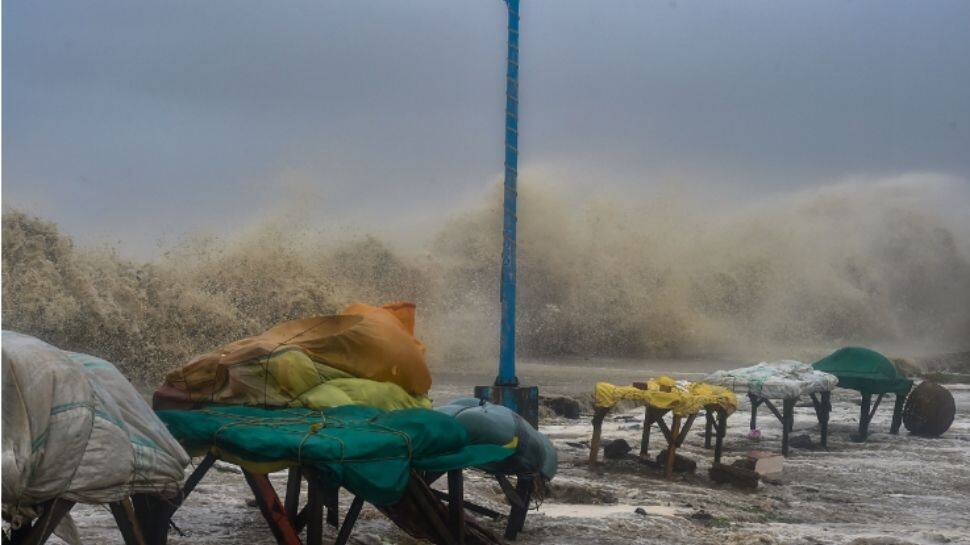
[594,376,737,416]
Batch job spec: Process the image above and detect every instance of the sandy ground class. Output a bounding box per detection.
[48,360,969,545]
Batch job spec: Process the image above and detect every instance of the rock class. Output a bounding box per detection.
[547,481,618,504]
[709,462,760,489]
[788,434,814,450]
[603,438,632,459]
[541,396,582,419]
[734,450,784,475]
[634,507,648,516]
[655,449,697,473]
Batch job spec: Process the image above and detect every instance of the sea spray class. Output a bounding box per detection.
[3,177,969,383]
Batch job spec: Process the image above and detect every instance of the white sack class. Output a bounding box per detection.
[2,331,189,516]
[705,360,838,400]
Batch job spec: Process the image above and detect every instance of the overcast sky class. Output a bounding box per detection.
[3,1,969,255]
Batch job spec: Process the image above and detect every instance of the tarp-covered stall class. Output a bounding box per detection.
[706,360,838,455]
[2,331,190,545]
[588,377,737,477]
[813,347,914,440]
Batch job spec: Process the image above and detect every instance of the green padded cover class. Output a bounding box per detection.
[811,347,913,395]
[157,405,512,505]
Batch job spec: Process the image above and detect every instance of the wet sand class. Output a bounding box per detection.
[53,361,968,545]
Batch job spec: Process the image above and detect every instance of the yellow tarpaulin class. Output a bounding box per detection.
[154,301,432,410]
[594,376,737,416]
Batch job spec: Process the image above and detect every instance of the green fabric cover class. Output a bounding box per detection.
[156,405,512,505]
[812,347,913,395]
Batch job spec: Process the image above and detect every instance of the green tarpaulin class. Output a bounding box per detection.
[812,347,913,395]
[157,405,513,505]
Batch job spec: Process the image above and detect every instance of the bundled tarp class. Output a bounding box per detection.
[437,398,558,480]
[154,302,432,411]
[157,405,513,505]
[2,331,190,516]
[594,376,737,416]
[705,360,838,400]
[812,347,913,395]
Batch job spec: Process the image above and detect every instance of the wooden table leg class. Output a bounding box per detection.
[588,407,609,465]
[704,410,714,449]
[781,398,795,456]
[748,393,761,430]
[890,389,908,434]
[109,498,148,545]
[505,476,533,540]
[242,470,303,545]
[820,392,831,447]
[306,476,323,545]
[284,467,302,522]
[665,415,681,479]
[447,470,465,545]
[714,409,727,464]
[333,496,364,545]
[19,498,76,545]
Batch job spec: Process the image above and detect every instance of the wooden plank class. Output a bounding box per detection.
[430,489,506,519]
[242,470,304,545]
[406,474,456,545]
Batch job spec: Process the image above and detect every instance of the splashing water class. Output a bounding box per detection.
[3,175,969,383]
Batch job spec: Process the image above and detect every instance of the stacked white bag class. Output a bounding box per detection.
[705,359,838,400]
[2,331,189,519]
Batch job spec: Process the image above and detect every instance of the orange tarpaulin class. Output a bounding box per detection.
[154,302,431,409]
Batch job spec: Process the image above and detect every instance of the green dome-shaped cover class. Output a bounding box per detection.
[812,347,913,395]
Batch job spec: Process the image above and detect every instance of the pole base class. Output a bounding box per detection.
[474,385,539,429]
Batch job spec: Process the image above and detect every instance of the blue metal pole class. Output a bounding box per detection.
[497,0,519,387]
